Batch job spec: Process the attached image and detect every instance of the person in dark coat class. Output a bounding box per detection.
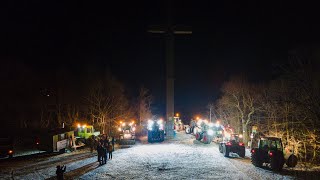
[97,143,103,164]
[108,143,113,159]
[111,136,115,151]
[56,165,66,180]
[102,145,107,164]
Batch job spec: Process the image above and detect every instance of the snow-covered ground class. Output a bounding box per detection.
[0,132,319,179]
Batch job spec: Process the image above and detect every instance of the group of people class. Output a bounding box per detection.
[96,135,115,165]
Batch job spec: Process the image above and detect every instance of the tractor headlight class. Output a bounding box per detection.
[148,120,154,130]
[224,132,230,138]
[208,129,214,136]
[197,120,202,126]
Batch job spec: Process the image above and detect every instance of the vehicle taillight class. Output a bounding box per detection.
[8,150,13,154]
[269,152,273,156]
[251,149,255,153]
[226,142,231,146]
[35,138,40,145]
[239,142,244,146]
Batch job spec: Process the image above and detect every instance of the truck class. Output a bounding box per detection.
[118,121,136,145]
[147,119,165,143]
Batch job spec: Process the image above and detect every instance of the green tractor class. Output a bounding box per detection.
[251,137,286,171]
[76,124,100,143]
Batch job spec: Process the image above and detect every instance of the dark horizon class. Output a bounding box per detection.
[2,1,319,121]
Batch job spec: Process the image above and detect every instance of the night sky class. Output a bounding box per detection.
[2,1,319,119]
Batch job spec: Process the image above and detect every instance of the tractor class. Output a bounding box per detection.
[118,121,136,145]
[185,120,196,134]
[250,137,286,171]
[219,133,245,158]
[194,120,220,144]
[147,119,165,143]
[76,124,100,144]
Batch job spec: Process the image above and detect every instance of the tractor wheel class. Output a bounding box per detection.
[193,127,199,135]
[286,154,298,167]
[270,154,284,171]
[148,131,152,143]
[185,127,191,134]
[251,150,262,167]
[219,143,223,153]
[239,146,245,158]
[160,131,165,142]
[223,145,230,157]
[203,133,210,144]
[195,132,202,141]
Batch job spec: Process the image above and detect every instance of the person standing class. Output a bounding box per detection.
[111,136,115,151]
[102,144,107,164]
[108,143,113,159]
[56,165,66,180]
[97,143,103,164]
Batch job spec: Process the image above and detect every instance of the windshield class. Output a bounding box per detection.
[260,139,282,151]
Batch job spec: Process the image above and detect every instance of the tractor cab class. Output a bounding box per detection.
[229,134,244,146]
[251,136,285,171]
[259,137,283,152]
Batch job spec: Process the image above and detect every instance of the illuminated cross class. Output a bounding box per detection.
[148,3,192,122]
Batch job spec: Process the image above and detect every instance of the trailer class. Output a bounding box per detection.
[36,128,75,153]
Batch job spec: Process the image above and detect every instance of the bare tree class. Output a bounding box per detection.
[86,76,129,134]
[216,76,262,143]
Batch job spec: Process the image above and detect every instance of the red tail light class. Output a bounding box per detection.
[239,142,244,146]
[35,137,40,145]
[251,149,255,153]
[226,142,231,146]
[269,152,273,156]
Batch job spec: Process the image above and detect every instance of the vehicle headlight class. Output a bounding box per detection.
[132,127,136,131]
[224,132,230,138]
[239,134,243,138]
[118,128,122,131]
[157,119,163,125]
[208,129,214,136]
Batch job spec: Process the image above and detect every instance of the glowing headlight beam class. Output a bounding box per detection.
[207,129,214,136]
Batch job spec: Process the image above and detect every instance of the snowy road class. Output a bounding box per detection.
[0,132,316,179]
[79,132,294,180]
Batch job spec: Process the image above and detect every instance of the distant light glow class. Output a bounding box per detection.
[208,129,214,136]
